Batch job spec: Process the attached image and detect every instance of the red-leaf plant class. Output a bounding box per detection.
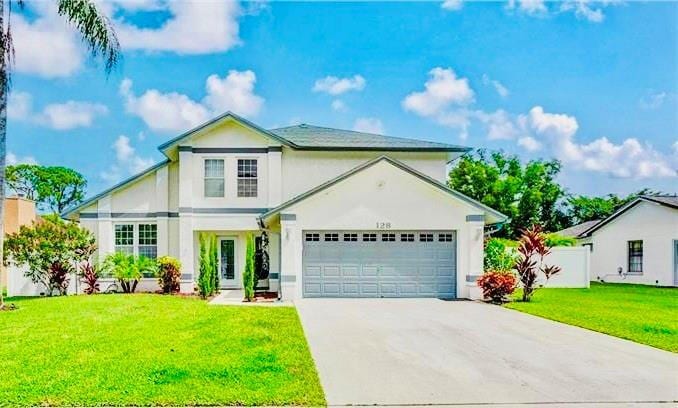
[515,225,562,301]
[79,261,100,295]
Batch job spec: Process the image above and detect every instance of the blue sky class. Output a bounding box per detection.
[8,0,678,198]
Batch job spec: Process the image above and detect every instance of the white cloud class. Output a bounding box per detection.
[353,118,384,135]
[6,152,38,166]
[120,70,264,133]
[39,101,108,130]
[482,74,510,98]
[313,75,366,96]
[518,136,541,152]
[560,1,605,23]
[8,91,108,130]
[331,99,347,112]
[402,68,474,117]
[476,109,520,140]
[441,0,463,11]
[102,135,154,183]
[507,0,547,15]
[12,3,84,78]
[639,91,668,110]
[112,1,242,54]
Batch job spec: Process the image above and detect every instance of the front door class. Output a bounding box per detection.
[219,238,237,288]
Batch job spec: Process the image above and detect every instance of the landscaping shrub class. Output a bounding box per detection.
[198,233,217,298]
[104,253,156,293]
[477,271,517,303]
[4,215,95,296]
[156,256,182,294]
[243,233,255,301]
[515,225,561,301]
[484,238,518,272]
[78,261,100,294]
[544,233,577,247]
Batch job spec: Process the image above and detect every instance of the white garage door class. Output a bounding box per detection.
[302,230,457,298]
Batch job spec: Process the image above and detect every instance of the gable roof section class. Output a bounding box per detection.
[579,195,678,237]
[158,111,296,157]
[61,160,169,219]
[269,124,470,152]
[556,219,601,238]
[259,155,507,224]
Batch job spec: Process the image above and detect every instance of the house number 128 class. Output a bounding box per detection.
[376,222,391,229]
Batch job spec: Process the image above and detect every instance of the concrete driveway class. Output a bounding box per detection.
[296,299,677,406]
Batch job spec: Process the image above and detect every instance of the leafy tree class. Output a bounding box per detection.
[4,215,96,296]
[448,150,568,238]
[567,188,658,224]
[0,0,120,308]
[6,165,87,213]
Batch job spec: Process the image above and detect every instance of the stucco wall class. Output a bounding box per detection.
[544,247,590,288]
[276,159,485,300]
[590,201,677,286]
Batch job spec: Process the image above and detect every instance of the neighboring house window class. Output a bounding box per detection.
[115,223,158,261]
[628,240,643,273]
[114,224,134,254]
[204,159,225,197]
[138,224,158,259]
[237,159,258,197]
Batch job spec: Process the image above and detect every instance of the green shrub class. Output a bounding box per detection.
[484,238,518,273]
[104,253,156,293]
[545,233,577,247]
[243,234,255,301]
[198,233,216,299]
[156,256,182,294]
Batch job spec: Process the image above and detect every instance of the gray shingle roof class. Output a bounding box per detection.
[269,124,469,151]
[556,220,601,238]
[643,195,678,209]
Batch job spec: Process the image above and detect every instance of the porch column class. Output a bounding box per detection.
[279,214,300,301]
[465,214,485,300]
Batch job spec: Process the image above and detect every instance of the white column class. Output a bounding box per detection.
[465,215,485,300]
[97,195,113,262]
[178,147,195,292]
[155,165,169,256]
[279,215,300,300]
[267,149,283,207]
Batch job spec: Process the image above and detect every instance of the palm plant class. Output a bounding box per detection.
[0,0,120,308]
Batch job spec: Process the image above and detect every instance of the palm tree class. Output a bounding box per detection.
[0,0,120,308]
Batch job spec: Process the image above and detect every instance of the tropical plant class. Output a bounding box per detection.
[514,225,562,301]
[198,233,216,298]
[78,260,100,295]
[544,233,577,247]
[243,234,255,301]
[104,253,156,293]
[4,215,95,296]
[156,256,181,294]
[484,238,518,272]
[477,271,517,303]
[0,0,120,308]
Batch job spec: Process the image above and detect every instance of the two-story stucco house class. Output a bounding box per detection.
[63,112,506,300]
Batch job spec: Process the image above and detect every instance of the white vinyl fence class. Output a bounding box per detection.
[543,246,590,288]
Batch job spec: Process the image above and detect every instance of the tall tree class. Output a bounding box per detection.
[448,150,568,238]
[567,188,659,224]
[7,165,87,213]
[0,0,119,308]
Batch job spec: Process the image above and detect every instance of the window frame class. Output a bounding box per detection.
[113,222,158,278]
[204,158,226,198]
[237,158,258,198]
[627,240,643,274]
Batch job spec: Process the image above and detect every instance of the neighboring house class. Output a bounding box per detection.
[560,195,678,287]
[2,196,41,287]
[63,112,507,300]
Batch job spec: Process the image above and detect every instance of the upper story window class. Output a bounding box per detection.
[237,159,258,197]
[204,159,225,197]
[628,240,643,274]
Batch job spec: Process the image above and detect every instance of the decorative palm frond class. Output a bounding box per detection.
[57,0,121,75]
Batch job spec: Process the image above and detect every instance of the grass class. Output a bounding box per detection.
[0,294,325,406]
[505,282,678,352]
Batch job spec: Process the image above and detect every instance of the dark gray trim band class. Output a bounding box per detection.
[466,215,485,222]
[80,212,179,219]
[269,273,280,279]
[179,207,268,214]
[191,147,281,154]
[281,275,296,283]
[180,274,193,280]
[280,213,296,221]
[178,146,192,152]
[466,275,481,283]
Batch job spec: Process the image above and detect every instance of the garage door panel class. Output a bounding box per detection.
[303,230,456,298]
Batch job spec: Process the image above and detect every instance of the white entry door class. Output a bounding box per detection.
[219,238,237,288]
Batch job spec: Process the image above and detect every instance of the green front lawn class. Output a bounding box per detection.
[0,295,325,406]
[505,282,678,352]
